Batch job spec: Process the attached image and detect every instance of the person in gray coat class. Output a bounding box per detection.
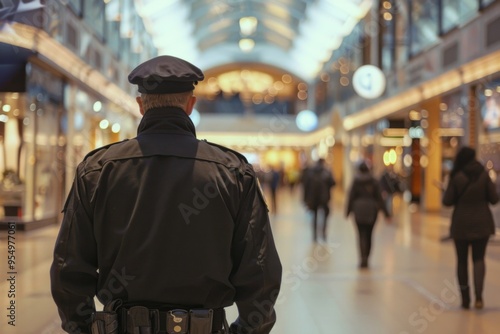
[346,161,390,268]
[443,146,499,310]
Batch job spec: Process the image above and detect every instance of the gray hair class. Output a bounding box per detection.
[140,91,192,112]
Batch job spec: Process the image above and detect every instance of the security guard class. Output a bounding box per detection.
[50,55,282,334]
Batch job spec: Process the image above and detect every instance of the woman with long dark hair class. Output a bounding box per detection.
[443,146,499,309]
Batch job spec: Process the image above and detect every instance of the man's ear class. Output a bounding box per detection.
[136,96,145,115]
[185,95,197,116]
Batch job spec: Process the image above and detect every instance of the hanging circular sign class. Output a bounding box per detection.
[352,65,386,99]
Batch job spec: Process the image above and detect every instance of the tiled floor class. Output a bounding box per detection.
[1,187,500,334]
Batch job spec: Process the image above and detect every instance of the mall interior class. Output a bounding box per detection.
[1,0,500,333]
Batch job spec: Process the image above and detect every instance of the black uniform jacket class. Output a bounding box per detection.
[50,108,282,334]
[442,160,499,239]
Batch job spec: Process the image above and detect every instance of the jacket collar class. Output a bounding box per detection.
[137,107,196,137]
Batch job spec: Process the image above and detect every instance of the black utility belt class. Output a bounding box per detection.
[91,306,225,334]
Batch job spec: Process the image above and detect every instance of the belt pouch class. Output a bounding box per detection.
[126,306,154,334]
[189,309,213,334]
[90,311,119,334]
[166,309,188,334]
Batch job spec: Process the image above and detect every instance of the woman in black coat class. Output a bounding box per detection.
[443,146,499,309]
[346,162,390,268]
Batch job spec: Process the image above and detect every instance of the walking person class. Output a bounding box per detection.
[268,166,281,214]
[379,165,401,216]
[346,161,390,268]
[50,55,282,334]
[442,146,499,309]
[302,158,336,242]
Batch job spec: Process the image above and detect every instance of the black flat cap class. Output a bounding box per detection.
[128,55,204,94]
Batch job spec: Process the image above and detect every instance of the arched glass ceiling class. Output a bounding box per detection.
[134,0,373,82]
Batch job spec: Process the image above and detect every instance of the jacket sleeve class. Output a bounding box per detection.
[442,177,457,207]
[329,171,336,188]
[486,173,499,205]
[50,166,98,334]
[229,165,282,334]
[345,183,355,217]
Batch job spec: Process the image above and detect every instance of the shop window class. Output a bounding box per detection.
[67,0,82,16]
[45,1,64,42]
[26,65,66,221]
[380,6,396,71]
[476,76,500,229]
[442,0,478,34]
[440,92,466,135]
[0,92,26,218]
[439,92,466,186]
[486,16,500,48]
[379,0,410,71]
[477,79,500,132]
[442,42,459,68]
[83,0,105,40]
[105,21,122,58]
[65,22,79,51]
[409,0,439,55]
[94,50,103,71]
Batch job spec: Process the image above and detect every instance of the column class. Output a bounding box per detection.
[422,96,442,212]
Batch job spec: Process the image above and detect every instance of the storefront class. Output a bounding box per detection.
[476,76,500,229]
[0,56,138,230]
[0,60,66,229]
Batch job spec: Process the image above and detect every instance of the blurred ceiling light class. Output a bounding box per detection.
[408,110,421,121]
[273,81,284,90]
[239,38,255,52]
[93,101,102,112]
[239,16,258,35]
[217,70,273,93]
[111,123,121,133]
[340,77,350,86]
[282,74,292,84]
[99,119,109,129]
